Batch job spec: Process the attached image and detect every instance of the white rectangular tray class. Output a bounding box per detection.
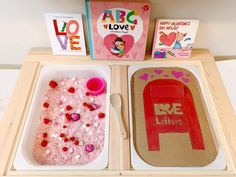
[13,64,110,170]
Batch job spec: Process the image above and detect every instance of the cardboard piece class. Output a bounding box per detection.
[131,67,217,167]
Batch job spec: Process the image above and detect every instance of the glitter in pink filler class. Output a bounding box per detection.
[33,77,106,165]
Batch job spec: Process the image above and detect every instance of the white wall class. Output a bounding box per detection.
[0,0,236,65]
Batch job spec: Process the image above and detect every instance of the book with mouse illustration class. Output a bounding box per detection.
[86,0,151,60]
[152,19,199,59]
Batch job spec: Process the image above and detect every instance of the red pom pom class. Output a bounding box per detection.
[65,113,71,121]
[62,147,68,152]
[86,92,90,96]
[64,138,69,142]
[65,105,73,111]
[42,133,48,138]
[83,102,88,106]
[63,125,67,129]
[60,133,65,138]
[90,107,95,111]
[43,118,51,125]
[70,137,75,141]
[98,113,105,119]
[74,140,79,145]
[86,124,90,127]
[87,104,92,109]
[49,80,58,89]
[68,87,75,93]
[43,102,49,108]
[41,140,48,147]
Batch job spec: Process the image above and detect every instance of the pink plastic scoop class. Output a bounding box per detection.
[86,77,106,96]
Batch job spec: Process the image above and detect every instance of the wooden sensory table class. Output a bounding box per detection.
[0,48,236,177]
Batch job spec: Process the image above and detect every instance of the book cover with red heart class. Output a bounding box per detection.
[152,19,199,59]
[86,0,151,60]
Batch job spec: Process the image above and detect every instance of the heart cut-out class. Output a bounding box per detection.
[182,77,190,84]
[139,73,149,81]
[171,71,184,79]
[154,69,163,75]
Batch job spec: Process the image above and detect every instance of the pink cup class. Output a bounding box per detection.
[86,77,106,96]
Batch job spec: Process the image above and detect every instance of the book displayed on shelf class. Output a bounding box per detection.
[152,19,199,59]
[86,0,151,60]
[45,13,86,55]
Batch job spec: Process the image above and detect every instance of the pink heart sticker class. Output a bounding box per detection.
[182,77,190,84]
[160,32,176,46]
[104,34,134,58]
[163,74,169,78]
[154,69,163,75]
[139,73,149,81]
[171,71,184,79]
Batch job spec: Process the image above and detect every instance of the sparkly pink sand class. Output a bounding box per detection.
[33,77,106,165]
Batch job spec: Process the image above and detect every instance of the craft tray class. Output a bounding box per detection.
[0,49,236,177]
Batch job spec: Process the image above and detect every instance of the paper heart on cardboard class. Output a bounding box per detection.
[160,32,176,46]
[139,73,149,81]
[171,70,184,79]
[104,34,134,58]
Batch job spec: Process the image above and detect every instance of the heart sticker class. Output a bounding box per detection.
[171,71,184,79]
[139,73,149,81]
[160,32,176,46]
[104,34,134,58]
[182,77,190,84]
[154,69,163,75]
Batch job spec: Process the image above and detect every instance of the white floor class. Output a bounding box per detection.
[0,61,236,121]
[0,69,20,120]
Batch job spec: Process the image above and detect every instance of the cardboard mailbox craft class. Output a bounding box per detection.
[131,67,217,167]
[143,79,204,151]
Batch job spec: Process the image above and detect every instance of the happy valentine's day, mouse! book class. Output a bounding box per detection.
[86,0,151,60]
[152,19,199,59]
